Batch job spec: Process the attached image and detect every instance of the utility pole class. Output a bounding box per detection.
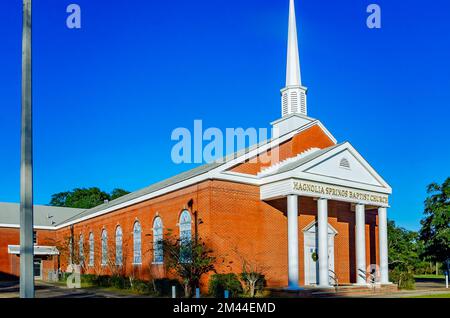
[20,0,34,298]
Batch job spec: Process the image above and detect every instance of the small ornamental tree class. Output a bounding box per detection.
[160,230,216,297]
[239,259,267,297]
[232,247,268,297]
[53,235,88,271]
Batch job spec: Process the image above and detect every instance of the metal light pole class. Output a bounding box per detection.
[20,0,34,298]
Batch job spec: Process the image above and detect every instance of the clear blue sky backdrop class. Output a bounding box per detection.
[0,0,449,231]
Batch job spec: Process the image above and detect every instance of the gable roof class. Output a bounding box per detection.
[55,121,335,228]
[258,143,345,177]
[56,134,290,226]
[3,120,348,229]
[57,162,223,225]
[259,141,392,194]
[0,203,85,228]
[1,120,391,229]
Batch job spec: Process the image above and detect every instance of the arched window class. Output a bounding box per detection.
[69,237,73,264]
[79,234,84,263]
[153,217,163,264]
[115,226,123,266]
[179,210,192,263]
[89,232,94,266]
[133,221,142,264]
[101,229,108,266]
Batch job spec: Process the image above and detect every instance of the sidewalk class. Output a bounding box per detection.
[0,281,152,298]
[1,279,448,298]
[355,278,449,298]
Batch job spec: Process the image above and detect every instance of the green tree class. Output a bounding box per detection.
[50,187,130,209]
[419,178,450,267]
[110,188,130,200]
[159,230,216,297]
[388,220,423,271]
[387,220,423,289]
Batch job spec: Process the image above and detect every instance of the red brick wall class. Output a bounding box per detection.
[0,128,380,289]
[200,181,380,287]
[0,227,58,279]
[55,181,214,282]
[0,227,20,277]
[0,181,380,289]
[229,124,335,175]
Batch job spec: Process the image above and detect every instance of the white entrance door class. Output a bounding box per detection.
[304,223,336,286]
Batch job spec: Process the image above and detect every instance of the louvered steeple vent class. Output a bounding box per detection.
[281,0,308,117]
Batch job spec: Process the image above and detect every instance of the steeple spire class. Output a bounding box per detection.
[281,0,308,117]
[286,0,301,86]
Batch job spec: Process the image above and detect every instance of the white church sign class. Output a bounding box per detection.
[292,180,389,206]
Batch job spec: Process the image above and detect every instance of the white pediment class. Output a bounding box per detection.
[302,146,387,188]
[259,142,391,203]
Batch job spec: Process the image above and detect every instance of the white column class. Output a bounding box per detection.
[355,204,367,285]
[287,195,299,289]
[317,198,330,287]
[378,207,389,284]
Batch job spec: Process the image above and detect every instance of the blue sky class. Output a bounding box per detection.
[0,0,449,231]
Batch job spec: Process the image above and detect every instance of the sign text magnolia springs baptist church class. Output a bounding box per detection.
[293,181,389,206]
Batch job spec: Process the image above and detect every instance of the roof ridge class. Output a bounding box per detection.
[258,147,321,176]
[259,142,345,177]
[54,125,335,227]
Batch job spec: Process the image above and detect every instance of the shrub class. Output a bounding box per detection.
[81,274,97,285]
[95,275,111,287]
[153,278,183,297]
[131,279,150,294]
[390,269,415,290]
[59,272,70,282]
[208,273,243,298]
[110,275,129,289]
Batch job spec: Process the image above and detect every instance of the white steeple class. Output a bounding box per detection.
[281,0,308,117]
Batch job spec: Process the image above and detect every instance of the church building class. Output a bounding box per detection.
[0,0,392,291]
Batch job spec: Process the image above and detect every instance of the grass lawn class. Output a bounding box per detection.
[406,293,450,298]
[414,274,445,279]
[49,280,154,296]
[101,286,154,296]
[51,280,95,289]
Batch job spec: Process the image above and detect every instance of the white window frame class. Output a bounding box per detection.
[179,210,192,263]
[69,237,73,265]
[115,226,123,266]
[133,221,142,265]
[101,229,108,266]
[79,234,84,264]
[88,232,94,267]
[153,217,164,264]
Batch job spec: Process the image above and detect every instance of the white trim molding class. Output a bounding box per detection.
[261,178,390,207]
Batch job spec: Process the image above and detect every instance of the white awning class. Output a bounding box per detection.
[7,245,59,256]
